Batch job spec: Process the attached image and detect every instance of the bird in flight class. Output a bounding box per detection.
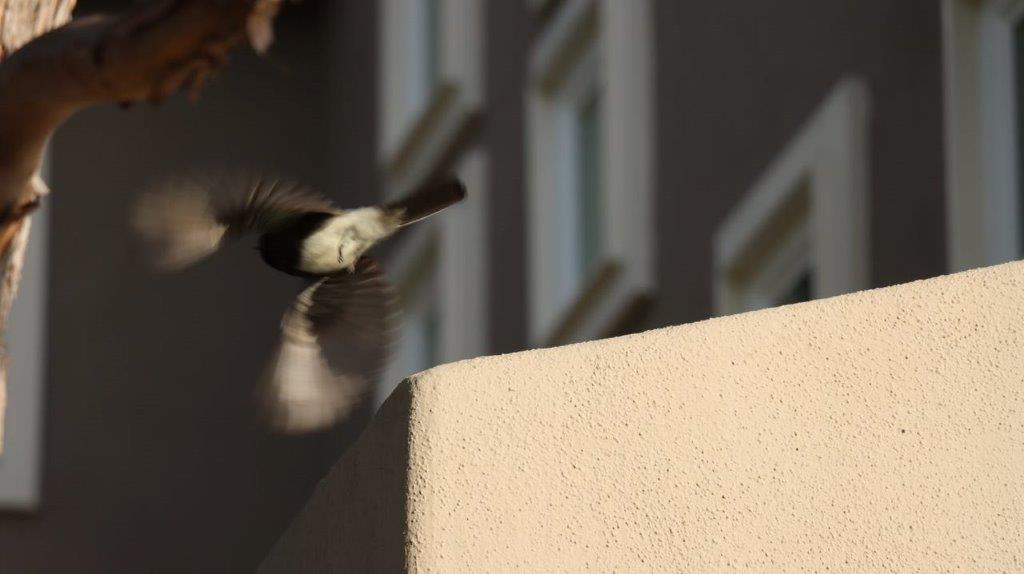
[133,172,466,433]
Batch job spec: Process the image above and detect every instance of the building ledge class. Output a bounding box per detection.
[261,261,1024,572]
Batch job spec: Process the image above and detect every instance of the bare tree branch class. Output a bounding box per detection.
[0,0,285,451]
[0,0,284,215]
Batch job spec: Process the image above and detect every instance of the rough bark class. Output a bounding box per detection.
[0,0,74,453]
[0,0,284,451]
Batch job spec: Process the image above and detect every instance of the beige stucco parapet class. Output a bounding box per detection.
[261,262,1024,572]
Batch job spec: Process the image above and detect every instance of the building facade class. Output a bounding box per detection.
[376,0,990,400]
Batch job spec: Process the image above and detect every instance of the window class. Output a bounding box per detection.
[376,151,488,403]
[943,0,1024,270]
[540,31,604,311]
[1017,16,1024,256]
[377,1,487,399]
[421,0,441,101]
[403,304,442,375]
[379,0,483,198]
[380,244,441,400]
[527,0,654,346]
[714,79,870,316]
[0,160,49,511]
[381,0,442,144]
[576,90,603,278]
[729,208,813,314]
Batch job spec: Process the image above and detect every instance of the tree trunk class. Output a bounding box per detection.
[0,0,75,453]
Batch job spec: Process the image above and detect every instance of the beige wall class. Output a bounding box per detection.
[261,261,1024,572]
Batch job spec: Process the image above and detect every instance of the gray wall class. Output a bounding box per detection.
[649,0,947,328]
[482,1,947,348]
[484,1,533,354]
[0,1,379,572]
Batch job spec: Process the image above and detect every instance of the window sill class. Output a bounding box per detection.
[540,258,652,348]
[382,82,481,200]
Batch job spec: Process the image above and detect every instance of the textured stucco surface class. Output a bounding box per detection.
[262,262,1024,572]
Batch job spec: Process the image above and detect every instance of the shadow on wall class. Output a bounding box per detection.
[260,382,412,573]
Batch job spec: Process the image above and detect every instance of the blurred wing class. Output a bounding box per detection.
[247,0,284,53]
[132,172,337,271]
[261,257,398,433]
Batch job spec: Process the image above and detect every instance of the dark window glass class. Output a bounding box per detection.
[423,303,440,368]
[777,271,813,306]
[1016,18,1024,255]
[577,90,603,279]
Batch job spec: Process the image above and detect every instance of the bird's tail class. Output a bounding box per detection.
[385,176,467,227]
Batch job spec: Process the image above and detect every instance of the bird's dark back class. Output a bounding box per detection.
[258,211,335,277]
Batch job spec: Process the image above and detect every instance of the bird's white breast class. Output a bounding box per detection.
[299,207,397,274]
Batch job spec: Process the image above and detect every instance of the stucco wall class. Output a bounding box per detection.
[261,262,1024,572]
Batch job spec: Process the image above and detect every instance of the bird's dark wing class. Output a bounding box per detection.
[133,172,337,270]
[260,257,398,433]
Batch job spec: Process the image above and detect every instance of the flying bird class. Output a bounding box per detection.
[133,172,466,433]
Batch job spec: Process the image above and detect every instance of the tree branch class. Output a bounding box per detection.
[0,0,285,451]
[0,0,283,216]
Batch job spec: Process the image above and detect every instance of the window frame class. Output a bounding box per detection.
[0,157,49,511]
[713,79,870,317]
[526,0,654,347]
[378,0,483,200]
[943,0,1024,270]
[737,220,813,313]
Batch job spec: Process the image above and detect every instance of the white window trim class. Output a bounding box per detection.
[379,0,483,199]
[0,156,49,511]
[714,78,870,316]
[377,150,488,404]
[527,0,654,346]
[943,0,1024,271]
